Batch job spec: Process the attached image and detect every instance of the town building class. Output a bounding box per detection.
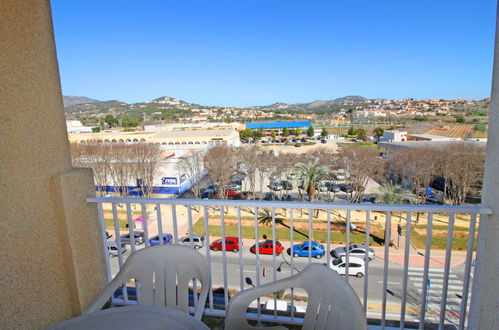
[379,130,408,142]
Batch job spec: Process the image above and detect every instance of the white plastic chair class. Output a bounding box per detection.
[224,264,366,330]
[86,244,210,320]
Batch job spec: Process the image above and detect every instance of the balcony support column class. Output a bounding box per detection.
[0,1,107,329]
[469,2,499,328]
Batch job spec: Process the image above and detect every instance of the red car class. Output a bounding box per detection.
[210,236,241,253]
[250,240,284,255]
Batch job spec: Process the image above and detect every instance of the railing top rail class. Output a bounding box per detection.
[86,196,493,215]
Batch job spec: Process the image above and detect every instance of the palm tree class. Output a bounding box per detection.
[376,184,414,204]
[295,162,328,202]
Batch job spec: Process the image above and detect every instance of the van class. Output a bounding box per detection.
[106,241,127,257]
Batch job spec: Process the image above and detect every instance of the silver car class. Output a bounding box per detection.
[179,234,205,249]
[106,241,127,257]
[331,244,375,260]
[120,231,145,245]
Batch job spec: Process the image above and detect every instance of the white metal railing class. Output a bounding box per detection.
[87,196,492,330]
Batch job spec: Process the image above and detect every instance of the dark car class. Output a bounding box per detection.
[281,194,294,201]
[120,231,145,245]
[280,180,293,190]
[149,233,173,246]
[339,183,353,193]
[321,139,327,144]
[294,143,302,147]
[263,192,280,201]
[324,181,341,193]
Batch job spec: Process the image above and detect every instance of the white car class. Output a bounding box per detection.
[329,256,365,278]
[331,244,375,260]
[264,299,306,313]
[106,242,127,257]
[287,173,298,180]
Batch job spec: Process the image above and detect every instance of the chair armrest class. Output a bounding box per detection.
[86,275,128,313]
[225,279,294,330]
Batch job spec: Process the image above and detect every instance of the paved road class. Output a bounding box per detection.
[108,242,473,323]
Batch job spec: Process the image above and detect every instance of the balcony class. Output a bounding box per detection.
[88,196,492,329]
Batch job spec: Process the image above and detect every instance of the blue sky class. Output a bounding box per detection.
[52,0,496,107]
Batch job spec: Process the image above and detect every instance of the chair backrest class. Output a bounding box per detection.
[225,264,366,330]
[86,244,210,320]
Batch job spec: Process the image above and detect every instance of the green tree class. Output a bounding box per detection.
[474,123,487,131]
[320,127,328,138]
[252,128,263,140]
[295,162,327,202]
[347,127,356,136]
[294,128,301,137]
[373,127,384,142]
[271,130,277,139]
[306,126,314,138]
[282,127,290,137]
[356,128,367,140]
[104,114,118,128]
[455,115,465,123]
[121,117,140,128]
[91,127,101,133]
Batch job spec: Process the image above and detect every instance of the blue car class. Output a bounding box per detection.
[148,234,173,246]
[291,241,325,259]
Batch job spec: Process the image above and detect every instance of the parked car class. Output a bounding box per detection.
[148,233,173,246]
[225,189,241,197]
[120,231,145,245]
[227,183,241,191]
[280,180,293,190]
[269,180,283,191]
[331,244,375,260]
[281,194,294,201]
[334,172,347,181]
[339,183,353,193]
[263,299,306,313]
[324,181,340,193]
[201,190,215,199]
[250,240,284,255]
[329,256,366,277]
[291,241,325,259]
[321,139,327,144]
[300,138,308,142]
[287,173,298,180]
[106,241,127,257]
[263,192,280,201]
[179,234,205,249]
[294,143,302,147]
[314,182,328,192]
[210,236,241,253]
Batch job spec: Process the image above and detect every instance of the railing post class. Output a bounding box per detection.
[469,2,499,329]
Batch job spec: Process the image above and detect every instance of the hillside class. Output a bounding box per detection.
[63,95,99,106]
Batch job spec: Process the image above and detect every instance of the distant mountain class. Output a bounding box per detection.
[63,95,99,106]
[255,96,369,110]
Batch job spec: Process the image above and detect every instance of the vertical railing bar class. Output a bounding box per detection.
[171,204,179,244]
[254,207,261,321]
[272,207,277,319]
[400,212,412,330]
[237,207,244,291]
[155,204,163,247]
[381,211,391,330]
[187,205,194,248]
[308,209,312,263]
[346,209,351,283]
[203,206,214,311]
[112,203,125,268]
[126,203,136,253]
[289,208,295,320]
[326,210,331,267]
[459,213,477,330]
[187,206,198,307]
[419,213,433,330]
[97,202,112,282]
[438,213,455,329]
[112,203,128,304]
[220,207,229,307]
[140,204,150,247]
[363,210,371,314]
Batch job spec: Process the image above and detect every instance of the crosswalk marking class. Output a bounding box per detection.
[408,266,471,324]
